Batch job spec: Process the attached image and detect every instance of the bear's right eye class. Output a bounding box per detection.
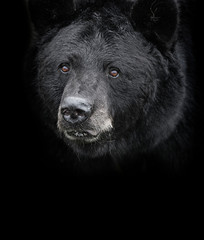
[59,64,70,74]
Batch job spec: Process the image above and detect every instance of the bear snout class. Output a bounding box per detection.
[57,95,113,143]
[60,96,93,125]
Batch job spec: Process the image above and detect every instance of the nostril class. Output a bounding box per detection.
[61,108,71,116]
[75,109,86,117]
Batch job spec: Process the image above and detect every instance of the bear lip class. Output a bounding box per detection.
[64,129,100,143]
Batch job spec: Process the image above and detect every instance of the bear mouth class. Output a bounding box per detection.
[64,130,100,143]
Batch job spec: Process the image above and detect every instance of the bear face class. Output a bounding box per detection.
[26,0,192,163]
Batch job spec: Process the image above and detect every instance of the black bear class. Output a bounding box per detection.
[25,0,195,176]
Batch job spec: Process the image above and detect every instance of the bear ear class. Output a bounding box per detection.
[131,0,178,49]
[28,0,75,34]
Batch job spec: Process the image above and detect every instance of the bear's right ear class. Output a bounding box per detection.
[130,0,178,49]
[28,0,75,34]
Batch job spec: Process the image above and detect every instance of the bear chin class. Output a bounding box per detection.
[67,139,111,159]
[61,129,115,158]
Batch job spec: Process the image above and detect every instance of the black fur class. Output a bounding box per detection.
[25,0,196,176]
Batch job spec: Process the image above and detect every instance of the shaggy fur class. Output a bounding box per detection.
[25,0,195,176]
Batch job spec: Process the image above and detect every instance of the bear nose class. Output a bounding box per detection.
[60,97,92,124]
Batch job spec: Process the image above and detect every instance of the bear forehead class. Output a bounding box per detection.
[39,7,157,69]
[42,19,149,61]
[42,6,136,50]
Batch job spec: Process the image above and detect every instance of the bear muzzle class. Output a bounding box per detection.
[57,96,113,143]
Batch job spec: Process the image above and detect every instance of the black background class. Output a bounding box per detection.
[5,0,203,183]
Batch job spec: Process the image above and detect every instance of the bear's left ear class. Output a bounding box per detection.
[131,0,178,49]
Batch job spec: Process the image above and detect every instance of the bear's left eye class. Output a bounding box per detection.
[109,68,120,78]
[59,63,70,74]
